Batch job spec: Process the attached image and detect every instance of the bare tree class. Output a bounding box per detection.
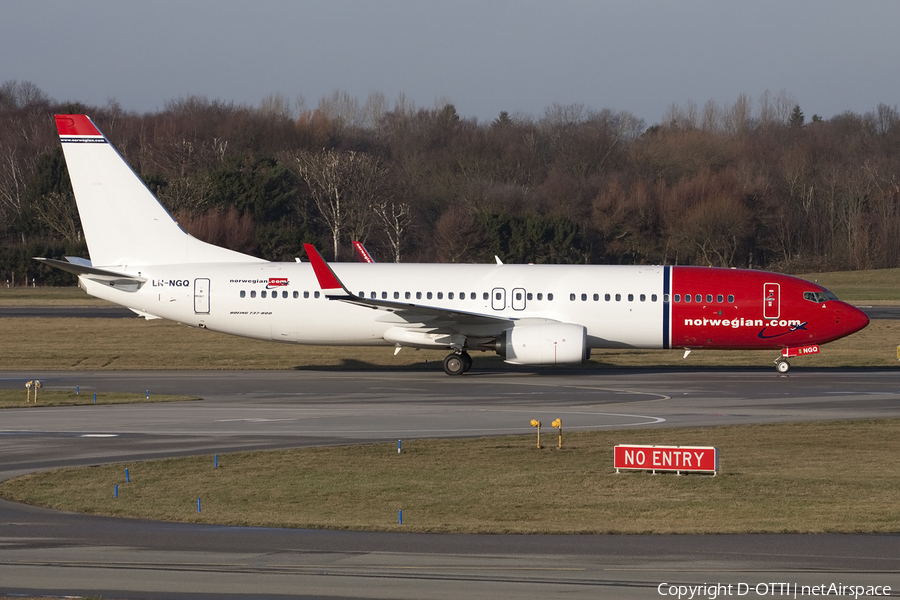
[433,205,485,263]
[284,149,386,260]
[31,191,81,242]
[374,200,412,262]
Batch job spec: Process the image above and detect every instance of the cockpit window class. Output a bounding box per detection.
[803,290,839,303]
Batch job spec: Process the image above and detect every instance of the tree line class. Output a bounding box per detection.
[1,81,898,286]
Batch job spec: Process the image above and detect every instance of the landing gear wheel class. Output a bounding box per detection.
[460,352,473,373]
[443,353,466,376]
[775,359,790,374]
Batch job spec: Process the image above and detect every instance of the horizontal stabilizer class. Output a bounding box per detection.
[34,257,147,292]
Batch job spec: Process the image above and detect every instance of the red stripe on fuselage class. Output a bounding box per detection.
[670,267,867,349]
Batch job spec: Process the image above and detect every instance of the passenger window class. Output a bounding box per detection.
[537,293,543,300]
[293,291,299,298]
[706,294,712,303]
[449,292,455,300]
[628,294,634,302]
[416,292,422,300]
[405,292,411,299]
[527,292,533,301]
[605,293,610,301]
[581,293,587,301]
[593,293,599,301]
[370,292,376,299]
[570,293,576,301]
[548,293,554,301]
[640,294,646,302]
[314,291,320,298]
[471,292,477,300]
[615,294,621,301]
[303,291,309,298]
[261,290,267,298]
[437,292,443,299]
[250,290,256,298]
[382,292,388,299]
[484,292,490,300]
[427,292,433,300]
[717,294,723,303]
[696,294,702,303]
[240,290,246,298]
[684,295,691,303]
[728,294,734,303]
[516,292,522,301]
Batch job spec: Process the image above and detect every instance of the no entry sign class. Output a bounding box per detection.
[614,444,719,475]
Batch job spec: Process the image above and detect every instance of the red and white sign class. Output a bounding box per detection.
[614,445,718,474]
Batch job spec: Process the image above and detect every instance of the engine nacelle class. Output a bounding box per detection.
[502,323,588,365]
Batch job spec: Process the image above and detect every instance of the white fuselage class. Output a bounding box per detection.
[82,262,667,349]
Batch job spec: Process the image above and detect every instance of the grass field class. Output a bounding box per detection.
[3,419,899,534]
[798,267,900,302]
[0,286,111,306]
[0,389,199,408]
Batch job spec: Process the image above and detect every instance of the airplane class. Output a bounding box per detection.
[39,114,870,376]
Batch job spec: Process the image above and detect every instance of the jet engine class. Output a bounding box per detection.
[498,322,588,365]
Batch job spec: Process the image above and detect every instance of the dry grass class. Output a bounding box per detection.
[0,389,198,408]
[0,286,112,306]
[0,316,897,371]
[3,419,899,534]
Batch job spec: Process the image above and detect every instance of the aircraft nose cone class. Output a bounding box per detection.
[841,304,870,335]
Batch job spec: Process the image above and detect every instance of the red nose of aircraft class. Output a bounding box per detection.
[836,302,870,337]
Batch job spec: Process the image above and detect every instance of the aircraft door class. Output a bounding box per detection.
[194,278,210,314]
[491,287,506,311]
[511,287,526,311]
[763,282,780,320]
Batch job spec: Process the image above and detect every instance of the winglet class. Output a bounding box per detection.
[304,244,351,295]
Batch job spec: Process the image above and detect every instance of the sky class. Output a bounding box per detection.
[2,1,898,125]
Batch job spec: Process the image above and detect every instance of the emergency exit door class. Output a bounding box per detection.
[763,282,780,320]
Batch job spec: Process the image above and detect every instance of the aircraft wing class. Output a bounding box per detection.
[303,244,515,329]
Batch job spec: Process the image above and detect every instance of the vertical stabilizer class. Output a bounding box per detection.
[55,114,264,267]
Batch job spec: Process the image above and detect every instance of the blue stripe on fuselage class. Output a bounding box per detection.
[662,266,671,349]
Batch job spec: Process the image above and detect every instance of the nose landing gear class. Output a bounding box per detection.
[443,351,473,376]
[775,359,790,373]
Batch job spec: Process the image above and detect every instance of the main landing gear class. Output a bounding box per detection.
[443,351,473,376]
